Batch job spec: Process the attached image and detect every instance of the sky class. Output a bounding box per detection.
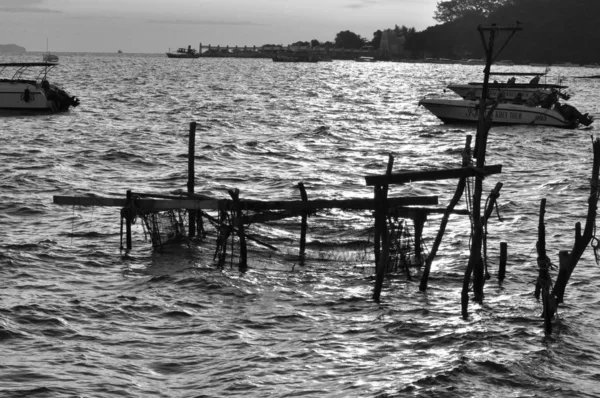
[0,0,440,53]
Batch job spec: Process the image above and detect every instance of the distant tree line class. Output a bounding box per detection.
[286,24,417,51]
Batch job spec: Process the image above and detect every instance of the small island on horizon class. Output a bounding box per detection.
[0,44,26,53]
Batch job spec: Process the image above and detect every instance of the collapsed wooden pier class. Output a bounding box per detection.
[54,121,505,303]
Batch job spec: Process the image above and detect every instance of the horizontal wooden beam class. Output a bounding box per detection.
[238,196,438,211]
[365,165,502,186]
[53,196,222,210]
[54,195,439,212]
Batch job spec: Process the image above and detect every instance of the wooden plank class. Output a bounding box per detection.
[53,196,127,207]
[53,196,222,210]
[54,195,439,212]
[364,165,502,186]
[237,196,438,211]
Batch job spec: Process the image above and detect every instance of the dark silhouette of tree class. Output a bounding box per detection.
[407,0,600,64]
[394,24,416,38]
[334,30,368,49]
[310,39,320,48]
[434,0,511,23]
[371,30,383,49]
[291,41,310,47]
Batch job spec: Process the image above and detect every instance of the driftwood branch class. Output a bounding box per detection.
[552,138,600,303]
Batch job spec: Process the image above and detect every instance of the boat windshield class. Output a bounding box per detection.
[0,62,56,82]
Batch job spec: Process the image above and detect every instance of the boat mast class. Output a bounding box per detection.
[462,23,522,319]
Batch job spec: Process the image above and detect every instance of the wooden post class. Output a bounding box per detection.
[535,198,547,299]
[373,155,393,270]
[481,182,503,281]
[413,213,426,263]
[420,135,472,292]
[373,185,389,302]
[229,189,247,272]
[298,182,308,262]
[499,242,507,283]
[373,185,381,269]
[462,25,519,318]
[125,189,132,250]
[188,122,197,238]
[215,209,229,266]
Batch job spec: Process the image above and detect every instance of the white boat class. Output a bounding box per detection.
[355,56,376,62]
[418,98,593,129]
[43,53,59,63]
[0,62,80,113]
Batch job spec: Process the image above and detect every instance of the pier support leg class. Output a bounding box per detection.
[298,182,308,264]
[498,242,507,283]
[373,155,394,301]
[125,189,133,250]
[373,185,389,302]
[229,189,247,272]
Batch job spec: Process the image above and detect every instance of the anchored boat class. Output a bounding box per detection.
[166,45,201,59]
[421,70,592,128]
[419,98,592,128]
[0,62,80,114]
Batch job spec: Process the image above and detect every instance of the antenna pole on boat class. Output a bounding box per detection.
[462,23,522,319]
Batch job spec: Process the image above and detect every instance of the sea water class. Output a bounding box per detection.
[2,53,600,397]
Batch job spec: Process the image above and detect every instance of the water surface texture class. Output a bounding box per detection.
[2,53,600,397]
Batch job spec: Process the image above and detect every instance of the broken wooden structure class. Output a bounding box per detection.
[53,120,505,305]
[536,137,600,334]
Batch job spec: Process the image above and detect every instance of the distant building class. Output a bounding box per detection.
[379,30,406,58]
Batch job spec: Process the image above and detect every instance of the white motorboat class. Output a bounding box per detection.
[418,98,593,129]
[0,62,80,113]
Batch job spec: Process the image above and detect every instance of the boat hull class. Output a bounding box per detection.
[166,53,201,59]
[0,80,78,113]
[419,99,579,128]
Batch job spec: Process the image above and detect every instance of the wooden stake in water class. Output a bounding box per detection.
[298,182,308,262]
[499,242,507,283]
[188,122,197,238]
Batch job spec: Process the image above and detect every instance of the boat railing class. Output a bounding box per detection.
[0,62,56,82]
